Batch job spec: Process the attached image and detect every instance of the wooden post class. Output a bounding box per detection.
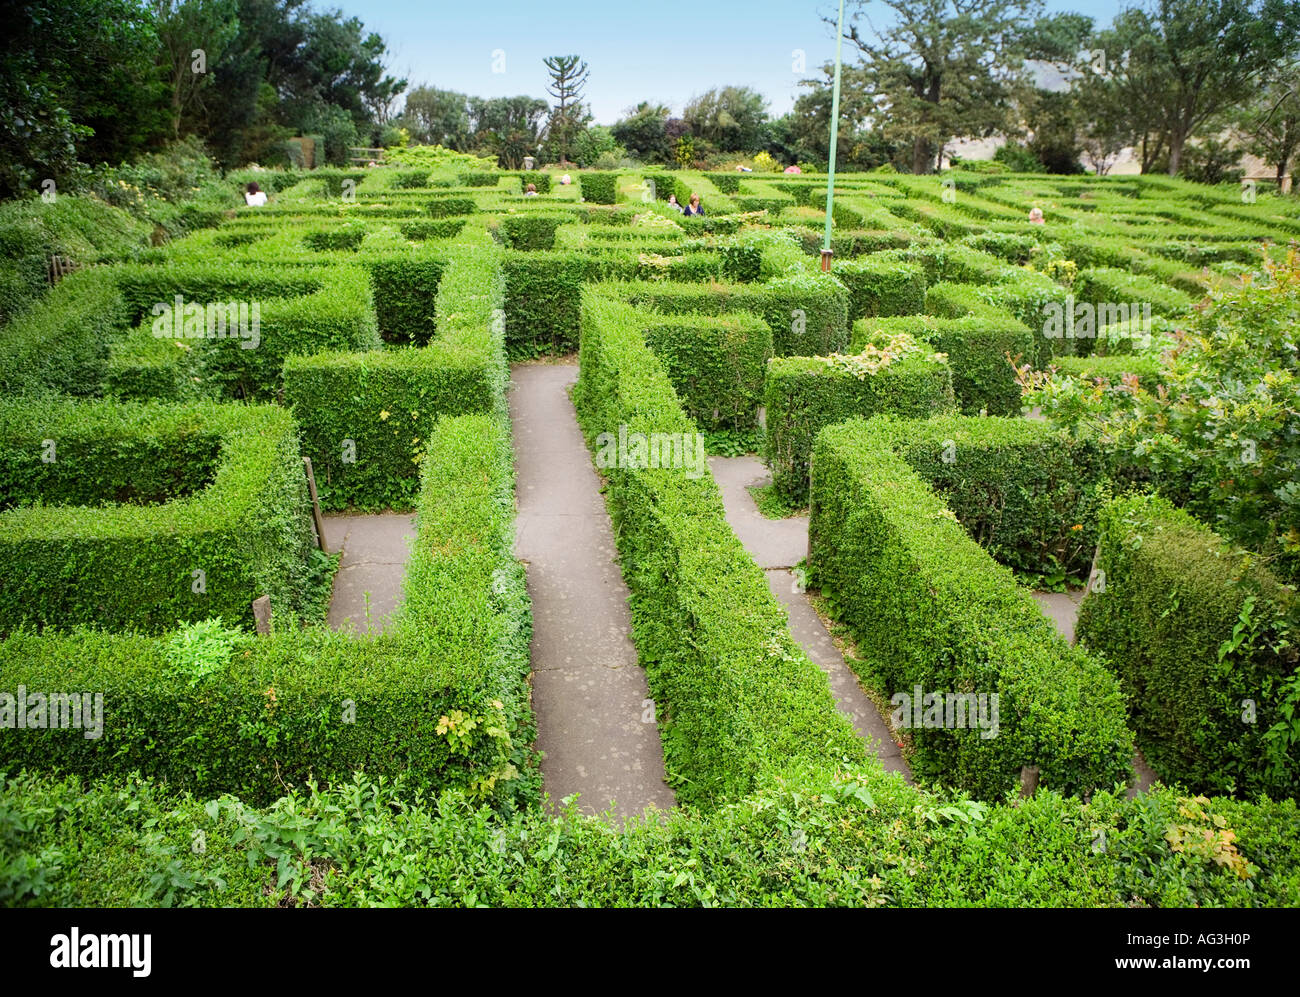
[1020,764,1040,797]
[303,457,328,553]
[252,595,272,635]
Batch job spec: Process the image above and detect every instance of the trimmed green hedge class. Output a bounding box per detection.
[1052,353,1167,391]
[459,171,500,187]
[763,347,956,504]
[834,257,926,319]
[573,290,867,807]
[580,172,619,204]
[494,213,569,251]
[0,414,536,809]
[1077,494,1300,800]
[619,273,850,357]
[107,265,381,402]
[428,197,476,218]
[0,399,320,632]
[854,414,1108,582]
[639,310,772,432]
[808,417,1135,799]
[284,244,504,510]
[399,218,466,241]
[0,268,130,397]
[853,312,1033,416]
[365,253,447,345]
[5,767,1299,907]
[511,172,552,194]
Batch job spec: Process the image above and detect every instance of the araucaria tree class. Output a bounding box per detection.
[543,54,590,165]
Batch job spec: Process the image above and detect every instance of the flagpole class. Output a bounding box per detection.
[821,0,847,272]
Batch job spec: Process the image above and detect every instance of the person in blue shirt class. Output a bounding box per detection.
[682,192,704,216]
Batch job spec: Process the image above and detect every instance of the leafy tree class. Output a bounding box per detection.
[770,65,894,169]
[154,0,240,140]
[469,95,548,167]
[682,86,769,152]
[401,86,471,149]
[0,0,165,197]
[838,0,1041,174]
[572,125,624,167]
[542,54,590,165]
[1086,0,1300,176]
[1244,65,1300,189]
[611,102,671,163]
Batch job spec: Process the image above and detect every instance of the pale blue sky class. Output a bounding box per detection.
[336,1,1134,123]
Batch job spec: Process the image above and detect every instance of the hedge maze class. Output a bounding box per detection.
[3,160,1300,907]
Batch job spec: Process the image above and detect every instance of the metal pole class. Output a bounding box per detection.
[821,0,847,272]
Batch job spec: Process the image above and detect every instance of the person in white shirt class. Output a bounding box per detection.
[244,182,268,207]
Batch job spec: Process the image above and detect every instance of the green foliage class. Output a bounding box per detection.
[0,196,150,325]
[856,413,1109,583]
[573,291,867,807]
[398,219,466,241]
[0,268,130,397]
[0,399,321,632]
[763,339,956,504]
[427,197,476,218]
[580,172,619,205]
[494,213,569,251]
[107,265,381,402]
[8,765,1297,907]
[834,257,927,319]
[808,417,1135,799]
[1077,494,1300,800]
[0,409,535,810]
[1022,250,1300,582]
[640,311,772,432]
[284,245,503,510]
[854,312,1032,415]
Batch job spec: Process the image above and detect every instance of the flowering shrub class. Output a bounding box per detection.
[1020,249,1300,581]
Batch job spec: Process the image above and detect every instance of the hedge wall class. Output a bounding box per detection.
[854,414,1108,582]
[0,414,536,809]
[284,244,505,510]
[0,268,130,398]
[573,291,867,807]
[834,257,927,320]
[107,265,381,402]
[364,253,447,345]
[618,273,849,357]
[639,310,772,432]
[0,399,319,632]
[495,213,570,251]
[763,348,956,504]
[808,418,1134,799]
[580,172,619,204]
[5,767,1299,907]
[852,312,1033,416]
[1076,494,1300,801]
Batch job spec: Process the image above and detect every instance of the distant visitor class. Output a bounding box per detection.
[244,182,267,207]
[682,193,704,217]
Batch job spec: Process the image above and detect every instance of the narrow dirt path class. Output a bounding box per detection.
[709,455,913,783]
[510,361,675,817]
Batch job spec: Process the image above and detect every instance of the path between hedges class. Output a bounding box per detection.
[709,456,913,783]
[323,514,416,634]
[510,361,675,817]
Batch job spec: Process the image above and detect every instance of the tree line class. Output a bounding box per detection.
[2,0,1298,201]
